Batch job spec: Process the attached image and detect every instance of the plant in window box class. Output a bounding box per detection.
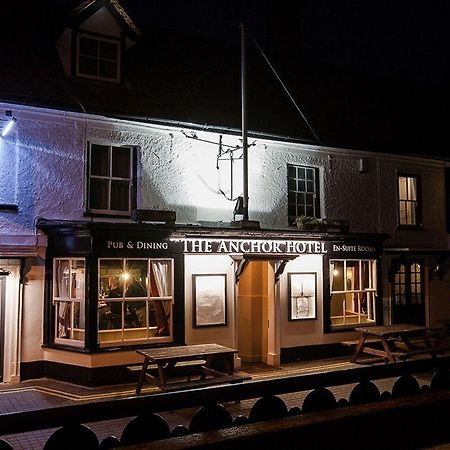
[295,215,323,230]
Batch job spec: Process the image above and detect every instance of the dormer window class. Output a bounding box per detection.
[77,33,121,82]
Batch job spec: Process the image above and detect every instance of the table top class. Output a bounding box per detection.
[137,343,237,362]
[355,324,428,337]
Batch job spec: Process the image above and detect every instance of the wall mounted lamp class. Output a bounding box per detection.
[1,111,17,137]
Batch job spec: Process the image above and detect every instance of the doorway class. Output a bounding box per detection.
[392,260,425,325]
[236,260,274,364]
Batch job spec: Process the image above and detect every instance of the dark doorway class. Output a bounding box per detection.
[392,260,425,325]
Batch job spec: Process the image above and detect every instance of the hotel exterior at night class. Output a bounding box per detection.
[0,1,448,385]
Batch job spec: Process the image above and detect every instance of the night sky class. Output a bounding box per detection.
[117,0,450,157]
[5,0,450,158]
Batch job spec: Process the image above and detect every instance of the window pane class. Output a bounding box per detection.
[398,176,407,200]
[90,144,109,176]
[112,147,131,178]
[70,260,85,299]
[125,301,147,328]
[331,261,344,291]
[306,180,314,193]
[99,60,118,79]
[111,180,130,211]
[90,178,109,210]
[407,202,416,225]
[79,56,98,76]
[306,169,314,181]
[56,301,72,340]
[54,259,70,298]
[125,259,148,297]
[99,300,123,330]
[79,37,98,56]
[298,180,305,192]
[407,177,417,201]
[99,40,118,60]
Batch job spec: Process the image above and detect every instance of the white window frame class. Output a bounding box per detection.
[398,175,419,226]
[329,259,377,328]
[87,143,133,216]
[53,258,86,348]
[288,164,320,224]
[76,33,121,82]
[98,258,174,347]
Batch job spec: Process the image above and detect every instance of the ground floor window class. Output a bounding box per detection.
[53,258,86,347]
[329,259,377,328]
[98,258,173,346]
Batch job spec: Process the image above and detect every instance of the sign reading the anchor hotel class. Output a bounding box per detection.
[182,239,327,254]
[103,238,378,255]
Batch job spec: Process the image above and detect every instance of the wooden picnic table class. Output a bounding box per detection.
[134,343,249,394]
[351,323,437,364]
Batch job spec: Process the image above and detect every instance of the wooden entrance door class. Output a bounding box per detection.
[392,260,425,325]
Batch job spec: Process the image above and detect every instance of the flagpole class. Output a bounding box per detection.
[241,22,249,222]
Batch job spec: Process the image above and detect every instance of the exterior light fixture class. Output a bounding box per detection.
[1,111,17,137]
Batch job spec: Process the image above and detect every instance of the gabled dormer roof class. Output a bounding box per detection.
[67,0,141,41]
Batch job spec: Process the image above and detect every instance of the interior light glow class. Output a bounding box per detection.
[1,118,16,137]
[121,272,130,281]
[333,269,339,276]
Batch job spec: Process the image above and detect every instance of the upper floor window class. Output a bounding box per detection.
[77,33,121,82]
[288,165,320,225]
[87,143,135,216]
[53,258,85,347]
[398,174,421,227]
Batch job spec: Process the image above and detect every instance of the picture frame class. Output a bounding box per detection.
[288,272,317,320]
[193,274,227,327]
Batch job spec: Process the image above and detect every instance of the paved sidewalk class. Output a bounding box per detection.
[0,357,439,449]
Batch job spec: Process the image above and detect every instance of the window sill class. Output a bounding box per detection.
[84,211,131,219]
[397,225,424,231]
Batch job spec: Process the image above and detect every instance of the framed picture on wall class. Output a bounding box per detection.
[288,272,317,320]
[193,274,227,327]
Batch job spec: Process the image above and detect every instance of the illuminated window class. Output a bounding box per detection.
[288,165,320,225]
[398,174,421,226]
[329,259,377,328]
[53,258,85,347]
[87,143,135,216]
[77,33,120,82]
[98,258,174,347]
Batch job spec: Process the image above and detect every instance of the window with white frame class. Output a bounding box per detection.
[329,259,377,328]
[87,143,134,215]
[77,33,121,82]
[398,174,421,227]
[53,258,85,347]
[288,164,320,225]
[98,258,174,346]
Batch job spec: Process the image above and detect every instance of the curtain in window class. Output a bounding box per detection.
[150,261,171,336]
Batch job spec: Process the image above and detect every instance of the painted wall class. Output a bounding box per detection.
[184,254,235,348]
[0,103,447,245]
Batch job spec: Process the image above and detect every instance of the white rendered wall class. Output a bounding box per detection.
[184,254,235,348]
[0,102,447,246]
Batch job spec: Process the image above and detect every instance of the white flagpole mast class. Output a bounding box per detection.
[241,22,249,222]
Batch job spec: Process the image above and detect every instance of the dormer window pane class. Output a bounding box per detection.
[77,34,120,82]
[99,41,118,60]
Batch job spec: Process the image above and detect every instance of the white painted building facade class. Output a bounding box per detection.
[0,101,448,384]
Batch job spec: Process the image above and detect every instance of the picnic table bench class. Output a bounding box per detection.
[132,343,251,394]
[351,324,440,364]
